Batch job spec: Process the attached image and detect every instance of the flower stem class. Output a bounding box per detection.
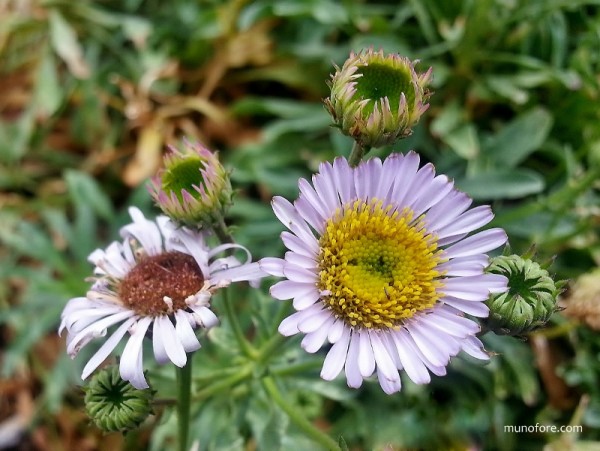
[261,376,341,451]
[193,364,253,400]
[221,287,258,358]
[214,216,235,244]
[348,141,369,167]
[176,361,192,451]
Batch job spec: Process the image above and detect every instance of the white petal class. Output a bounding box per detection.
[190,306,219,328]
[270,280,315,300]
[283,264,317,284]
[120,317,152,389]
[461,336,489,360]
[295,197,325,234]
[358,330,376,378]
[320,328,350,381]
[278,305,323,336]
[389,151,420,206]
[355,158,382,200]
[411,174,454,218]
[441,274,507,300]
[272,197,319,252]
[298,178,329,221]
[259,257,285,277]
[171,228,210,276]
[332,157,356,204]
[152,318,170,365]
[154,315,187,367]
[443,228,508,259]
[327,319,346,343]
[419,310,480,338]
[298,309,331,333]
[67,310,134,356]
[81,318,136,380]
[284,252,317,270]
[293,289,321,310]
[377,367,402,394]
[424,190,472,232]
[313,161,341,214]
[405,323,449,367]
[121,207,163,256]
[436,255,489,276]
[391,330,431,385]
[370,332,399,384]
[436,206,493,239]
[212,262,266,284]
[344,332,363,389]
[401,163,435,209]
[281,231,316,259]
[175,311,201,352]
[442,297,490,317]
[301,317,333,353]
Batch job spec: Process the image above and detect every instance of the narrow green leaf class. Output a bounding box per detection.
[456,169,545,200]
[485,107,553,167]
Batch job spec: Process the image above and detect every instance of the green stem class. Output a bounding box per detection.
[270,359,325,378]
[256,333,286,363]
[214,215,235,244]
[347,141,369,167]
[222,287,258,358]
[261,376,341,451]
[176,361,193,451]
[193,364,253,400]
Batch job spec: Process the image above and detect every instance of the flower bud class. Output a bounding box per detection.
[484,254,565,336]
[561,268,600,330]
[84,366,154,432]
[324,49,432,149]
[149,140,233,228]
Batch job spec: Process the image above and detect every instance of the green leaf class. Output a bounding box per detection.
[456,168,545,200]
[33,48,63,118]
[443,123,479,160]
[485,107,553,168]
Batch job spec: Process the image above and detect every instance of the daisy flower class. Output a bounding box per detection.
[260,153,508,394]
[60,207,264,389]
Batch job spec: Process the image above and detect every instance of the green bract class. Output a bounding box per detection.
[484,254,565,336]
[84,366,154,433]
[324,49,432,149]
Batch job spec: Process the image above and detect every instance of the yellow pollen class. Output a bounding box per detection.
[317,198,445,329]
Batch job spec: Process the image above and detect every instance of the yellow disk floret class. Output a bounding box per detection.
[317,199,445,329]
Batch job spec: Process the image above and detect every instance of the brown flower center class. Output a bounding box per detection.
[119,252,205,316]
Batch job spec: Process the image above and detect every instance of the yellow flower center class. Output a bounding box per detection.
[317,199,445,329]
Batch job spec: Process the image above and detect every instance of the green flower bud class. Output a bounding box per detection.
[84,366,154,432]
[149,140,233,228]
[484,254,565,336]
[324,49,432,149]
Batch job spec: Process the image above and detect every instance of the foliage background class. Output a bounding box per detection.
[1,0,599,449]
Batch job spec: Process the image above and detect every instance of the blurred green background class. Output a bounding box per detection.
[1,0,599,450]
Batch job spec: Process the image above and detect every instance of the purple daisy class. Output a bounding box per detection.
[260,152,508,394]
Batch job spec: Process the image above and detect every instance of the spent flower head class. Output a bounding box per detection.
[561,268,600,330]
[149,140,233,228]
[84,366,154,432]
[260,153,508,394]
[324,49,432,149]
[59,207,264,389]
[484,253,565,336]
